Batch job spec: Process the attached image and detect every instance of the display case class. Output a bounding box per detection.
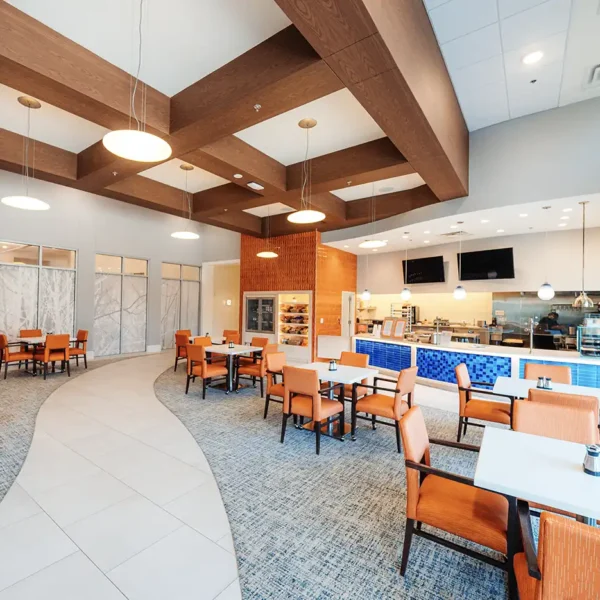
[577,324,600,357]
[390,304,418,332]
[246,297,275,333]
[279,294,310,347]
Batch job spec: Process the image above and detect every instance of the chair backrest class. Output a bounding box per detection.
[251,337,269,348]
[535,512,600,599]
[513,400,598,445]
[455,363,471,415]
[396,366,418,408]
[176,329,192,337]
[45,334,70,351]
[340,351,369,368]
[76,329,88,342]
[0,334,7,360]
[528,388,599,420]
[283,366,327,420]
[524,363,572,385]
[266,352,286,391]
[175,333,189,356]
[20,329,41,337]
[258,344,279,376]
[399,406,431,520]
[223,329,237,337]
[224,331,240,344]
[193,336,212,346]
[186,343,207,377]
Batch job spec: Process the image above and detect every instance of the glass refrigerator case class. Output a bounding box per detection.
[577,323,600,357]
[246,297,275,333]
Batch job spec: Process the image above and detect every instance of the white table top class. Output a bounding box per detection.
[494,376,600,400]
[297,362,379,384]
[14,336,46,344]
[205,344,261,355]
[475,427,600,520]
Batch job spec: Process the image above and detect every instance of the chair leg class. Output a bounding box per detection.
[457,416,464,442]
[52,361,56,373]
[463,417,468,437]
[252,376,256,387]
[84,354,88,369]
[280,413,289,443]
[202,378,207,400]
[185,375,191,394]
[75,355,79,366]
[400,519,415,576]
[18,361,21,370]
[351,400,357,441]
[372,414,377,430]
[259,377,264,398]
[263,394,270,419]
[315,421,321,455]
[174,356,178,372]
[43,363,48,380]
[395,420,402,453]
[66,359,70,377]
[25,360,28,370]
[4,361,8,380]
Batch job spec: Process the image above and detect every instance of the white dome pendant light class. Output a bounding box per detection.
[102,0,172,163]
[171,164,199,240]
[257,205,278,258]
[401,239,411,301]
[1,96,50,211]
[454,222,467,300]
[572,201,595,309]
[537,207,555,301]
[287,119,325,224]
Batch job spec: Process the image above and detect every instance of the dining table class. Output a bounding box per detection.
[204,344,261,393]
[12,335,77,376]
[296,362,379,439]
[474,426,600,599]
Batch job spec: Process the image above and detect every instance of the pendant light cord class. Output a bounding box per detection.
[581,202,586,292]
[131,0,144,131]
[458,228,462,281]
[301,127,311,212]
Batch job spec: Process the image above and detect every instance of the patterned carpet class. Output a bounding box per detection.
[0,356,127,502]
[154,369,510,600]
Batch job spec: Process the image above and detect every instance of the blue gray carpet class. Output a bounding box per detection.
[154,370,509,600]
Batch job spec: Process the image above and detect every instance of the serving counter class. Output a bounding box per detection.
[352,335,600,389]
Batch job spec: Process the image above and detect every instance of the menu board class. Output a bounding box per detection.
[393,319,406,338]
[381,317,395,338]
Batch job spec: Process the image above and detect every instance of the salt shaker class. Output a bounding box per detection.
[544,377,552,390]
[583,445,600,477]
[329,359,337,372]
[228,341,234,349]
[537,376,545,389]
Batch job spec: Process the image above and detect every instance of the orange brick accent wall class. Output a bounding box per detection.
[315,244,357,337]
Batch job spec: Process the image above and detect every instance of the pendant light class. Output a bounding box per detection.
[1,97,49,211]
[401,239,411,301]
[171,164,199,240]
[102,0,171,162]
[537,207,555,301]
[454,222,467,300]
[257,205,278,258]
[359,183,388,250]
[287,118,325,224]
[572,201,594,309]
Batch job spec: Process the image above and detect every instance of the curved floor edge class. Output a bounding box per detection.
[0,353,241,600]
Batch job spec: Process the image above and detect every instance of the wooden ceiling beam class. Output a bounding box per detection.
[193,184,271,217]
[200,210,263,237]
[273,0,469,201]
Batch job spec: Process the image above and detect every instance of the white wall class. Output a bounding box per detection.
[200,262,240,339]
[0,170,240,351]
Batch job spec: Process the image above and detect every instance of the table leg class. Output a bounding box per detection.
[226,355,233,393]
[509,396,515,429]
[337,385,345,441]
[506,495,521,600]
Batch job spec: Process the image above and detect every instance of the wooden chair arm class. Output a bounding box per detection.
[517,500,542,580]
[359,382,401,394]
[320,382,344,396]
[471,380,494,387]
[405,460,475,486]
[374,376,397,385]
[459,386,514,401]
[429,437,480,452]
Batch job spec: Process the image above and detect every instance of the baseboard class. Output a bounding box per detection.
[146,345,162,354]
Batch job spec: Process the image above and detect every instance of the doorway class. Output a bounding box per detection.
[341,291,356,339]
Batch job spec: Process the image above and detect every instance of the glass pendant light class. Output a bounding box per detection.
[537,207,555,301]
[171,164,199,240]
[359,239,387,249]
[401,239,411,301]
[257,205,278,258]
[572,201,594,309]
[1,97,49,211]
[454,222,467,300]
[103,0,172,163]
[360,289,371,302]
[287,118,325,224]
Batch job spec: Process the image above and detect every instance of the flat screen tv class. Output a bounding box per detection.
[458,247,515,281]
[402,256,445,284]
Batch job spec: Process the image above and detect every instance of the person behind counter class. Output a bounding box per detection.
[535,311,567,334]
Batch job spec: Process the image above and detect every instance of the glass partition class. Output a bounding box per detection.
[42,247,76,269]
[0,242,39,266]
[95,254,122,273]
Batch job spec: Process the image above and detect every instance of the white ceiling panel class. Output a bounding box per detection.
[423,0,452,9]
[457,80,510,131]
[507,60,563,118]
[0,83,109,153]
[441,24,502,71]
[428,0,497,44]
[331,174,426,202]
[6,0,291,96]
[243,203,294,218]
[234,89,385,166]
[451,55,505,97]
[503,32,567,76]
[498,0,548,19]
[139,159,228,193]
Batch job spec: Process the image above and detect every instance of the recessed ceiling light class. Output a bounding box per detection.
[424,240,430,244]
[497,229,505,233]
[560,215,569,220]
[558,223,567,227]
[519,213,528,217]
[481,219,489,224]
[343,245,349,248]
[247,181,264,191]
[1,245,7,249]
[359,239,387,249]
[450,224,457,229]
[379,186,394,193]
[522,51,544,65]
[424,230,430,234]
[372,249,378,252]
[563,208,573,212]
[233,173,243,179]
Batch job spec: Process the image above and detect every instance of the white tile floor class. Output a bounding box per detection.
[0,354,240,600]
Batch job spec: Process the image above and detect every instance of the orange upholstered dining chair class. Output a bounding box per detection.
[174,333,190,372]
[69,329,88,369]
[339,351,370,401]
[235,343,278,396]
[185,344,228,398]
[351,366,418,453]
[239,336,269,366]
[399,406,509,577]
[263,351,286,418]
[455,363,512,442]
[19,328,43,358]
[34,334,70,380]
[281,366,344,455]
[223,330,239,344]
[524,363,572,384]
[1,334,34,380]
[528,388,599,419]
[176,329,192,337]
[514,507,600,599]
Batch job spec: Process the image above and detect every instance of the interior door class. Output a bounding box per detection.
[341,291,356,339]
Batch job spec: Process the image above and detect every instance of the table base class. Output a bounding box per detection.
[301,420,349,440]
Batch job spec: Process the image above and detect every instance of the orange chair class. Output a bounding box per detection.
[33,334,70,380]
[264,351,286,418]
[18,328,43,365]
[173,333,190,372]
[176,329,192,337]
[399,406,509,577]
[455,363,511,442]
[339,351,370,401]
[351,366,418,453]
[185,344,228,399]
[69,329,88,369]
[524,363,571,385]
[1,334,34,380]
[239,336,269,366]
[223,331,240,344]
[281,366,345,455]
[193,335,226,365]
[514,506,600,599]
[193,336,211,346]
[528,388,599,419]
[235,343,278,396]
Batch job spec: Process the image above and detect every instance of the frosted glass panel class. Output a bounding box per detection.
[38,269,75,335]
[94,274,122,356]
[122,276,147,353]
[0,265,38,338]
[161,279,180,349]
[181,280,200,336]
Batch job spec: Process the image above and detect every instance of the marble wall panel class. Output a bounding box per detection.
[121,276,147,354]
[0,265,38,339]
[38,269,75,335]
[181,280,200,337]
[94,274,122,357]
[161,279,180,349]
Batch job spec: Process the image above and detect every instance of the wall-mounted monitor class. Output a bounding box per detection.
[402,256,445,284]
[458,247,515,281]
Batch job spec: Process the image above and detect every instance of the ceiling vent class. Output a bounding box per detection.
[587,64,600,88]
[440,230,470,238]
